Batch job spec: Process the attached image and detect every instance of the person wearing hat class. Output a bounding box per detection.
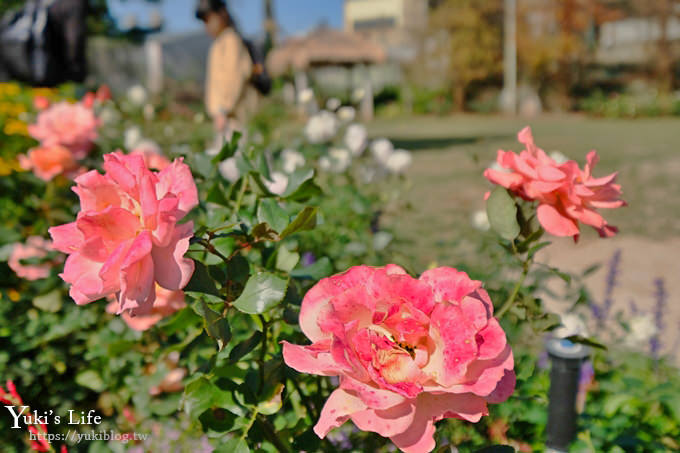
[196,0,258,139]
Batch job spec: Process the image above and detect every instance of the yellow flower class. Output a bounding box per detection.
[0,102,26,117]
[3,118,29,136]
[31,87,55,98]
[0,82,21,98]
[0,157,23,176]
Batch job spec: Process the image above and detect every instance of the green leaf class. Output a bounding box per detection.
[282,169,322,201]
[257,383,284,415]
[257,199,289,233]
[206,182,231,206]
[251,222,280,242]
[548,267,572,284]
[474,446,516,453]
[227,331,263,364]
[215,438,250,453]
[33,290,62,312]
[527,241,551,259]
[565,335,607,351]
[486,187,520,241]
[276,246,300,273]
[280,207,317,239]
[232,272,289,314]
[194,300,232,350]
[75,370,105,392]
[182,377,220,420]
[185,260,221,297]
[291,256,333,280]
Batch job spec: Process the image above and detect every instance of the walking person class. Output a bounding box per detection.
[196,0,259,141]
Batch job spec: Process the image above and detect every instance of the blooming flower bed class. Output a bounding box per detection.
[0,84,678,453]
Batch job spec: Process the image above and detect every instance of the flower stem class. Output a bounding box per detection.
[240,408,259,441]
[258,314,268,393]
[496,260,531,319]
[233,176,249,216]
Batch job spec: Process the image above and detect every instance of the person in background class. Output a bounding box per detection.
[196,0,258,139]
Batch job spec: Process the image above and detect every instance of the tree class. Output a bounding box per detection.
[516,0,625,107]
[428,0,503,110]
[631,0,680,92]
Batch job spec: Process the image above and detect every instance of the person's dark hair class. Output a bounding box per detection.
[195,0,228,21]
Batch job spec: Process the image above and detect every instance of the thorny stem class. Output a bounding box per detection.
[240,407,259,441]
[197,239,230,264]
[258,314,268,393]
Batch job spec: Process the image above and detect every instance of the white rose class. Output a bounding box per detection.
[327,148,352,173]
[297,88,314,105]
[219,157,240,183]
[281,149,305,174]
[385,149,412,174]
[627,313,658,347]
[471,210,490,232]
[345,124,368,156]
[124,126,142,150]
[337,106,356,122]
[371,138,394,165]
[264,171,289,195]
[127,84,147,106]
[304,110,338,144]
[326,97,341,111]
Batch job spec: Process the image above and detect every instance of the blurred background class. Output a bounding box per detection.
[1,1,679,451]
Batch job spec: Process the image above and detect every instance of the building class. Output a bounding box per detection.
[344,0,428,62]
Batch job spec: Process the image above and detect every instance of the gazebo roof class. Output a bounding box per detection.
[267,27,387,76]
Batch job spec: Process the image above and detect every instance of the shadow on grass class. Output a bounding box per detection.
[389,134,514,151]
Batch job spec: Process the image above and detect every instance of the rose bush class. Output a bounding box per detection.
[283,265,515,452]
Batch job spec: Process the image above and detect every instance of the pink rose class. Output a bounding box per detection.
[18,145,81,181]
[8,236,56,280]
[49,152,198,316]
[282,265,515,453]
[484,127,625,240]
[33,95,50,111]
[28,101,99,159]
[106,285,186,331]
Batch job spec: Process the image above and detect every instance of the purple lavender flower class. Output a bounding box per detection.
[301,252,316,267]
[650,278,666,360]
[592,249,621,324]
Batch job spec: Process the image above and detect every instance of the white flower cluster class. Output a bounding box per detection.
[302,108,412,177]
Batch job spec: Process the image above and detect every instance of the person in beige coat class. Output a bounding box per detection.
[196,0,258,136]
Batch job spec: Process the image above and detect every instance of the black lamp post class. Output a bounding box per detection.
[545,338,590,452]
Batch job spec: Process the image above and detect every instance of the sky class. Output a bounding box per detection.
[108,0,344,37]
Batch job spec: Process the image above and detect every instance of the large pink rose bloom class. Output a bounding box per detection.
[28,101,99,158]
[49,152,198,316]
[9,236,55,280]
[282,265,515,453]
[484,127,625,240]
